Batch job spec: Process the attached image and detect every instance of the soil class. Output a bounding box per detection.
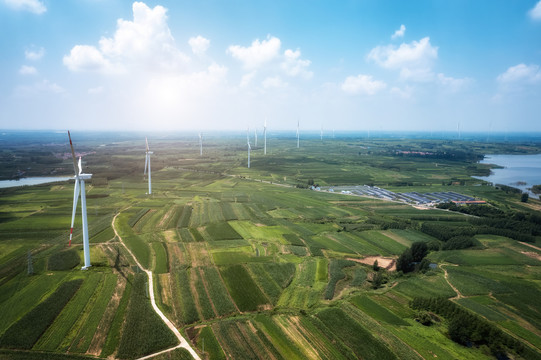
[347,256,397,271]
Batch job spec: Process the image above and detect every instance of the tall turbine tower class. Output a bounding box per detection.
[247,128,251,168]
[144,138,153,195]
[320,125,323,140]
[263,118,267,155]
[199,132,203,156]
[68,131,92,270]
[296,119,300,149]
[254,128,258,147]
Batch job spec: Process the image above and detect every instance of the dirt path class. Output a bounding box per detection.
[112,212,201,360]
[441,264,463,300]
[520,241,541,252]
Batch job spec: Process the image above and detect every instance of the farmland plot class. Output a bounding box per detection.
[220,264,269,312]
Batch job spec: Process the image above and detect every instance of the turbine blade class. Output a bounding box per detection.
[68,131,78,176]
[69,179,80,246]
[146,137,149,152]
[78,157,82,175]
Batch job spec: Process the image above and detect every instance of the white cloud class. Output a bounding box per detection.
[281,49,313,79]
[437,73,472,91]
[391,24,406,39]
[88,86,104,95]
[262,76,287,89]
[19,65,37,75]
[228,35,281,69]
[189,35,210,55]
[3,0,45,14]
[368,37,437,70]
[497,63,541,84]
[400,67,434,82]
[63,2,188,73]
[63,45,115,73]
[529,1,541,20]
[390,86,412,99]
[240,71,256,87]
[15,79,64,96]
[341,74,386,95]
[25,47,44,61]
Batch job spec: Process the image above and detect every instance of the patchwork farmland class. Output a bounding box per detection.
[1,134,541,359]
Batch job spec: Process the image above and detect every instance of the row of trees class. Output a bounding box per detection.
[410,297,539,359]
[396,242,430,273]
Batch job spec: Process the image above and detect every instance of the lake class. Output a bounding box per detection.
[0,176,72,189]
[475,154,541,198]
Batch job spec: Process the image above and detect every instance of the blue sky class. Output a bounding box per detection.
[1,0,540,132]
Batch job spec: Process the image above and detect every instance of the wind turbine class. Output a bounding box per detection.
[68,131,92,270]
[247,128,251,168]
[144,138,152,195]
[254,128,258,147]
[263,118,267,155]
[296,119,300,148]
[199,132,203,156]
[320,124,323,140]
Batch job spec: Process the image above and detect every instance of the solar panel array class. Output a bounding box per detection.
[328,185,475,205]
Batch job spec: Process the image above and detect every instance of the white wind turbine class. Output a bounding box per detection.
[254,127,258,147]
[199,132,203,156]
[296,119,300,148]
[247,128,251,168]
[68,131,92,270]
[263,118,267,155]
[144,138,153,195]
[320,124,323,140]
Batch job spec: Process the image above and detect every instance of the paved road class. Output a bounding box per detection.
[112,212,201,360]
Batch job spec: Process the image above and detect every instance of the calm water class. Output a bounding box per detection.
[0,176,72,189]
[475,154,541,198]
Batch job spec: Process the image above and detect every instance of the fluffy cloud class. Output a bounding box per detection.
[529,1,541,20]
[25,47,44,61]
[3,0,45,14]
[19,65,37,75]
[281,49,313,79]
[391,24,406,39]
[63,2,188,73]
[189,35,210,55]
[497,63,541,84]
[262,76,287,89]
[63,45,115,73]
[227,35,281,69]
[341,74,386,95]
[368,37,437,70]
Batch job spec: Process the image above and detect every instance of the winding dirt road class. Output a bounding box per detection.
[112,212,201,360]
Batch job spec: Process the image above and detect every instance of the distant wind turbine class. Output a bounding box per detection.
[247,128,251,168]
[264,118,267,155]
[199,132,203,156]
[67,131,92,270]
[320,124,323,140]
[296,119,300,148]
[254,127,258,147]
[144,138,153,195]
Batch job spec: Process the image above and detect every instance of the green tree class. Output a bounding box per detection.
[396,248,414,273]
[373,259,379,271]
[521,192,529,203]
[411,241,428,262]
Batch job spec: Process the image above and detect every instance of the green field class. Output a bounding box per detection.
[0,134,540,359]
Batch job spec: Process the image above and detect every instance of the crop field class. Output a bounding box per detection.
[1,134,541,359]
